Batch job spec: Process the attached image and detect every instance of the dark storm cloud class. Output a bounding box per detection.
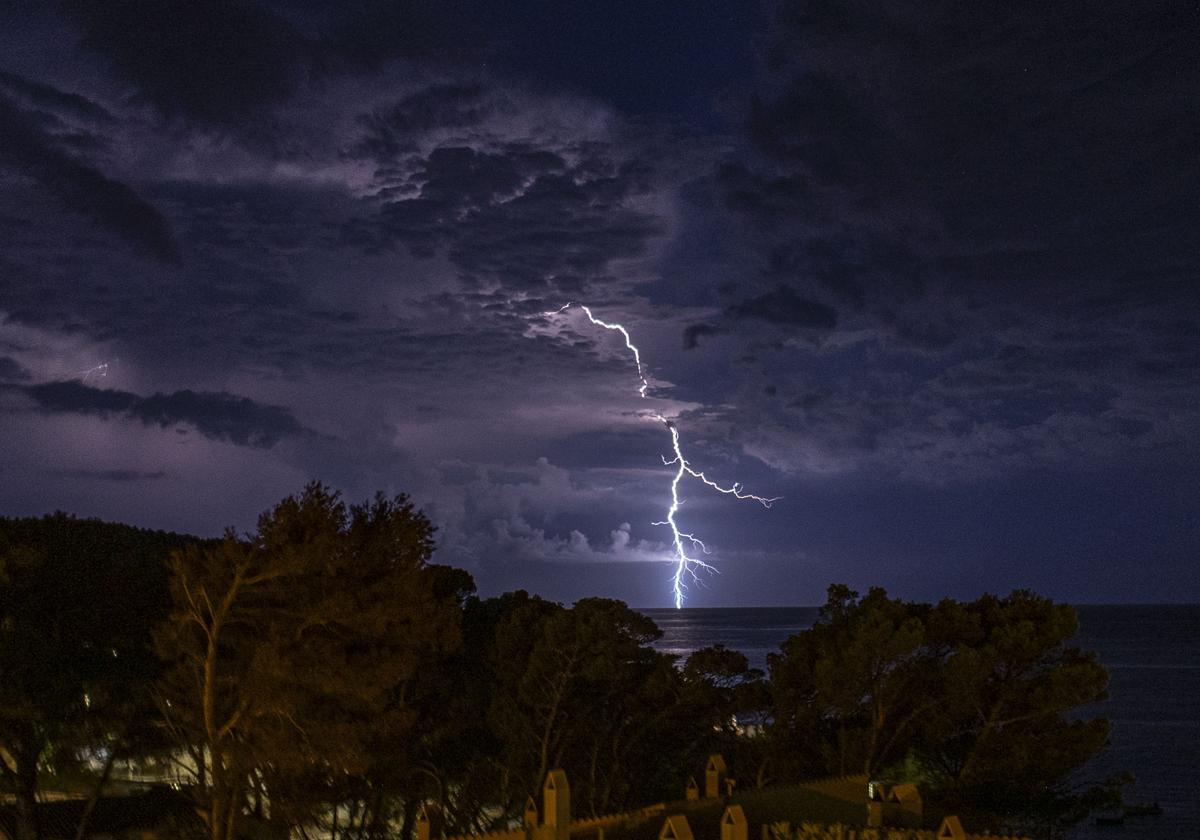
[0,95,179,263]
[735,1,1200,303]
[724,318,1192,481]
[14,381,309,448]
[0,71,115,124]
[353,84,492,157]
[682,286,837,351]
[0,0,1195,603]
[320,0,485,71]
[348,140,663,293]
[58,0,486,129]
[689,0,1200,476]
[725,286,837,329]
[0,357,31,382]
[61,0,312,125]
[49,468,167,482]
[682,323,723,350]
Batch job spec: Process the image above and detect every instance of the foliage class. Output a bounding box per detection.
[0,513,200,840]
[766,585,1112,833]
[394,592,758,832]
[153,483,461,840]
[0,496,1120,840]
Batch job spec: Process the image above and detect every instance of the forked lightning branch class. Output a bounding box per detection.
[544,304,778,608]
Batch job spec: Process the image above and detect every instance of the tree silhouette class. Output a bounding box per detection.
[154,483,460,840]
[766,585,1112,833]
[0,514,194,840]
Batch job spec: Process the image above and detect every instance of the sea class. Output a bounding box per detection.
[639,605,1200,839]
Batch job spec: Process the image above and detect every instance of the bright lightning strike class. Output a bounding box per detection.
[545,304,778,608]
[78,362,110,384]
[554,303,650,397]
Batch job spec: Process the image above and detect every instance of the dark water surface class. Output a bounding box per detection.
[641,606,819,670]
[639,604,1200,838]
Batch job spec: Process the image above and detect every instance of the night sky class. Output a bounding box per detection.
[1,1,1197,606]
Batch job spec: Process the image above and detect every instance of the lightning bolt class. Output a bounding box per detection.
[545,304,778,608]
[78,362,110,384]
[554,303,650,397]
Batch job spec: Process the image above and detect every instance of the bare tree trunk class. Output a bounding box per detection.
[587,740,600,818]
[837,722,846,777]
[210,776,226,840]
[14,742,40,840]
[534,649,579,794]
[365,789,385,840]
[958,701,1003,784]
[399,797,417,840]
[199,569,246,840]
[74,744,119,840]
[225,787,239,840]
[209,754,240,840]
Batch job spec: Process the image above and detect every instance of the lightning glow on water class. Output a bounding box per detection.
[546,304,777,608]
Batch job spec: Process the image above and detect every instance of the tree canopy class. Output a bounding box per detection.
[154,483,462,840]
[0,497,1117,840]
[0,514,200,840]
[766,585,1113,833]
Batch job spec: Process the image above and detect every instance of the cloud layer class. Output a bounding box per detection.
[0,0,1195,605]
